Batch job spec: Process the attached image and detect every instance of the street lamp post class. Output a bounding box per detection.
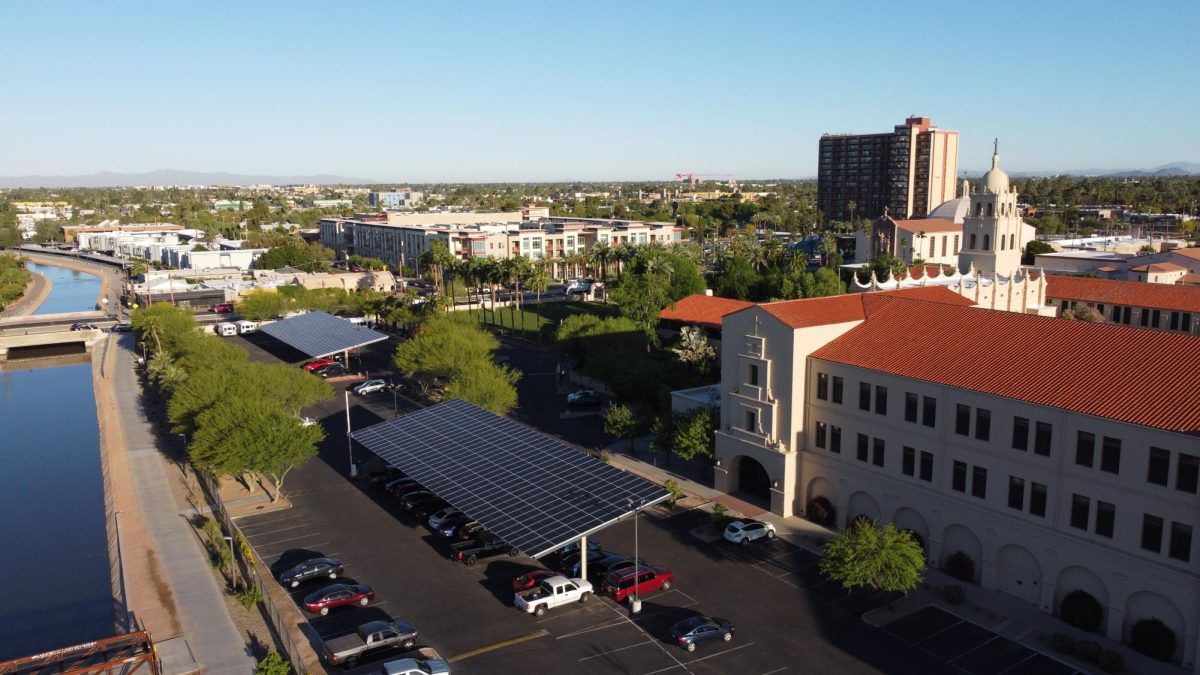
[626,496,645,614]
[345,390,357,478]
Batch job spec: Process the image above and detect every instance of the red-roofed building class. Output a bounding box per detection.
[658,294,753,332]
[1045,275,1200,335]
[714,292,1200,659]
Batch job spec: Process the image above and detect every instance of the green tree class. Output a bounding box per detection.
[672,326,716,375]
[131,303,198,357]
[445,362,521,415]
[256,652,291,675]
[671,406,717,461]
[713,255,758,300]
[807,266,845,297]
[1022,240,1055,265]
[392,313,499,382]
[603,403,639,452]
[237,289,286,321]
[609,269,671,339]
[819,521,926,594]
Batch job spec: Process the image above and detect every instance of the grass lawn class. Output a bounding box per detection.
[466,300,618,340]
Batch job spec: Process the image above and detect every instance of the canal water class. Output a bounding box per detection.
[0,262,114,660]
[26,261,102,315]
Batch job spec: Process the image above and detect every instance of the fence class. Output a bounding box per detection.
[197,471,308,672]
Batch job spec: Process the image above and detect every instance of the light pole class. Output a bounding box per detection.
[626,496,645,614]
[345,390,357,478]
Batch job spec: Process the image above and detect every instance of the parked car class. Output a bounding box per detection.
[514,575,593,616]
[513,569,556,593]
[449,532,518,566]
[110,321,133,332]
[354,379,387,396]
[278,557,344,588]
[411,497,449,519]
[303,583,374,616]
[565,389,603,407]
[551,539,602,563]
[592,556,647,581]
[441,520,484,541]
[670,616,734,652]
[382,648,450,675]
[316,363,347,378]
[564,550,625,578]
[322,619,418,667]
[391,480,426,499]
[436,513,472,537]
[601,565,674,603]
[303,358,335,372]
[427,507,463,530]
[723,519,776,546]
[368,467,405,489]
[70,322,98,331]
[213,303,235,313]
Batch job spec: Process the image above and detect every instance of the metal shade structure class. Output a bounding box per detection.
[351,399,670,559]
[258,311,388,359]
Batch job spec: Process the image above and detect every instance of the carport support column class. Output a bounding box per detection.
[579,535,587,581]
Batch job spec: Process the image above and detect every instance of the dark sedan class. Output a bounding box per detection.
[303,583,374,616]
[315,362,347,378]
[278,557,343,588]
[670,616,734,652]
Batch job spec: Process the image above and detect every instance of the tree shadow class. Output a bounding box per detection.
[478,559,547,605]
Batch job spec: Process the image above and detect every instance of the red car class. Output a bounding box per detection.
[601,565,673,603]
[213,303,235,313]
[302,358,335,372]
[302,583,374,615]
[513,569,555,593]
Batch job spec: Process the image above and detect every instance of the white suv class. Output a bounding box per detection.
[723,519,776,545]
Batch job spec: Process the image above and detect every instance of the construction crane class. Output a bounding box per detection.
[674,172,738,191]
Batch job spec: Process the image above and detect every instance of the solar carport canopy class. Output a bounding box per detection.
[258,311,389,359]
[352,399,670,559]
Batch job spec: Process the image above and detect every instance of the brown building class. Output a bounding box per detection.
[817,116,959,223]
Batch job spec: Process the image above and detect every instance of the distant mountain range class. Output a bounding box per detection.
[959,162,1200,178]
[0,169,377,188]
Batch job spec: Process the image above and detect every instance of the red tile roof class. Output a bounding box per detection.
[757,286,975,329]
[892,218,962,234]
[1170,247,1200,261]
[1046,274,1200,313]
[1129,262,1187,273]
[659,294,753,329]
[812,296,1200,435]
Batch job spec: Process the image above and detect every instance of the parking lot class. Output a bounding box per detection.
[229,331,963,673]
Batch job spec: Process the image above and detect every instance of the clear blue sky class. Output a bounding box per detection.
[1,0,1196,181]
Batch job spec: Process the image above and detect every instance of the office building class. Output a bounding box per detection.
[817,116,959,223]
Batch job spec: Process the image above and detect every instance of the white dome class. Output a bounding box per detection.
[982,152,1009,193]
[928,196,969,223]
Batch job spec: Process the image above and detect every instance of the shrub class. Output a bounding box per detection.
[1049,632,1075,654]
[234,584,263,609]
[943,550,976,583]
[806,496,835,527]
[1098,649,1125,673]
[943,584,966,605]
[256,652,291,675]
[1072,639,1101,662]
[1059,589,1104,633]
[663,479,683,507]
[710,503,730,529]
[1130,618,1176,661]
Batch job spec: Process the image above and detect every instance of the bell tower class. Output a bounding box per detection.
[958,141,1022,276]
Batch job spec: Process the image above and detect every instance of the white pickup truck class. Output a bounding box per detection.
[513,575,593,616]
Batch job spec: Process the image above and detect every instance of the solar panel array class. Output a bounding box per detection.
[259,311,389,358]
[352,398,670,558]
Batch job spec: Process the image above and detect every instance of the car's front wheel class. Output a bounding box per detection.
[319,607,330,616]
[579,592,591,603]
[685,642,696,652]
[740,537,749,546]
[402,639,415,649]
[290,580,299,588]
[329,572,338,579]
[359,597,369,606]
[723,631,733,642]
[661,579,673,591]
[534,605,547,617]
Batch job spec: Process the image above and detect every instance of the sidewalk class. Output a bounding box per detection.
[603,435,1186,675]
[108,335,255,674]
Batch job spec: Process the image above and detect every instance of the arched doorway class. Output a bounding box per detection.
[996,544,1041,605]
[736,456,771,506]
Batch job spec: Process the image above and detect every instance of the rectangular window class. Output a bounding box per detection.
[872,438,885,467]
[748,364,759,387]
[815,422,827,449]
[1177,453,1199,494]
[941,236,947,257]
[919,451,934,482]
[1148,447,1170,486]
[875,386,887,416]
[975,408,991,441]
[830,426,841,454]
[1151,309,1161,328]
[953,234,959,253]
[952,461,967,492]
[857,434,869,462]
[1007,476,1025,510]
[972,466,987,498]
[1100,437,1121,474]
[1184,313,1193,332]
[817,373,828,400]
[1169,523,1193,562]
[1070,495,1090,530]
[905,393,918,423]
[1142,514,1163,552]
[902,447,915,476]
[1111,305,1121,322]
[1121,306,1131,324]
[1095,501,1115,538]
[744,410,757,433]
[955,404,970,436]
[1140,308,1149,327]
[859,383,871,411]
[1012,417,1029,451]
[1030,482,1047,517]
[1075,431,1095,467]
[922,396,936,427]
[832,376,843,404]
[1170,311,1180,331]
[1034,422,1052,456]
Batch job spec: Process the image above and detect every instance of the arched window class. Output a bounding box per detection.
[1010,233,1016,249]
[987,203,994,217]
[1000,236,1006,251]
[983,234,991,250]
[969,233,977,249]
[975,203,982,216]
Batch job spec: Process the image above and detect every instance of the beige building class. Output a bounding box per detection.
[861,216,962,267]
[713,287,1200,668]
[1045,275,1200,335]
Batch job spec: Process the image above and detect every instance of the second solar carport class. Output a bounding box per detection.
[351,398,669,575]
[257,310,390,361]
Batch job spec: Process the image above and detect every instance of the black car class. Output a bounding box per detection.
[441,520,484,541]
[278,557,344,588]
[316,362,346,378]
[368,467,405,489]
[411,497,449,519]
[70,322,98,331]
[565,389,603,408]
[109,322,133,332]
[398,490,439,511]
[437,512,472,534]
[670,616,734,652]
[592,556,648,581]
[390,479,425,499]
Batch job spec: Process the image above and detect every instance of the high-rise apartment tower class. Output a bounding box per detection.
[817,116,959,224]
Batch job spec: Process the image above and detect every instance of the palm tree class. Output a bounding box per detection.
[591,241,611,283]
[459,257,479,319]
[503,255,531,335]
[526,262,551,344]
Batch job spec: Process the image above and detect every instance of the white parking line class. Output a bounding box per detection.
[594,601,692,675]
[254,532,323,548]
[758,667,788,675]
[239,514,310,530]
[682,642,755,665]
[257,542,330,560]
[949,635,999,663]
[578,639,656,662]
[912,619,964,646]
[243,523,311,538]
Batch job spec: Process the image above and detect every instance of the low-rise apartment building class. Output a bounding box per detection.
[712,287,1200,668]
[1045,275,1200,334]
